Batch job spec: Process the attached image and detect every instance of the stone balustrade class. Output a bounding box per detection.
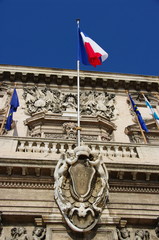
[16,138,139,158]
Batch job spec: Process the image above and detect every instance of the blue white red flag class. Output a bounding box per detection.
[78,29,108,67]
[5,88,19,131]
[143,94,159,120]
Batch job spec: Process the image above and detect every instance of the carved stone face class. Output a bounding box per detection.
[120,228,129,238]
[135,230,144,239]
[63,122,77,139]
[67,97,75,104]
[18,227,25,236]
[11,227,17,237]
[34,228,43,237]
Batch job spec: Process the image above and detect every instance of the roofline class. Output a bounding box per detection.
[0,64,159,92]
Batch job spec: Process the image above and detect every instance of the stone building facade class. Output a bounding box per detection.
[0,64,159,239]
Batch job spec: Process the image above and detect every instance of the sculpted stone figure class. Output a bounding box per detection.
[23,88,62,115]
[10,227,28,240]
[62,94,77,112]
[54,145,109,232]
[96,92,107,112]
[134,230,145,240]
[80,91,96,115]
[80,91,116,119]
[155,216,159,238]
[0,88,11,115]
[116,227,130,240]
[32,227,46,240]
[144,231,150,240]
[10,227,17,240]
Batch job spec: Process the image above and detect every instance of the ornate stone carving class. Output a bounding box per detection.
[63,122,77,139]
[54,145,109,232]
[23,88,117,120]
[116,228,150,240]
[44,133,64,139]
[23,87,61,115]
[144,231,150,240]
[116,227,130,240]
[0,85,12,114]
[134,230,145,240]
[134,230,150,240]
[62,94,77,112]
[155,217,159,238]
[80,91,117,120]
[125,119,159,144]
[10,227,28,240]
[0,213,2,237]
[127,93,159,109]
[10,227,17,240]
[32,227,46,240]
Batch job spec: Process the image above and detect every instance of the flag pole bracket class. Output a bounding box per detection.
[76,127,82,131]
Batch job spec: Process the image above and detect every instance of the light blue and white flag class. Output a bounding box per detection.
[143,94,159,120]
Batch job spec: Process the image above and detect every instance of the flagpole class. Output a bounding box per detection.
[76,19,81,147]
[127,91,147,144]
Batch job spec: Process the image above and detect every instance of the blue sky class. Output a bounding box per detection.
[0,0,159,76]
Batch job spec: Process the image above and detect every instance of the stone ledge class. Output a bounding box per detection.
[0,65,159,91]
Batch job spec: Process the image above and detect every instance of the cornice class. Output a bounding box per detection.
[0,180,54,189]
[0,176,158,194]
[0,64,159,92]
[110,185,159,194]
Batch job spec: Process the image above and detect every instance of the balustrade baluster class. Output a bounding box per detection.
[122,146,130,157]
[129,147,137,158]
[99,145,105,155]
[67,144,74,154]
[17,140,26,152]
[15,138,139,159]
[91,144,96,153]
[25,141,33,152]
[59,143,65,153]
[114,146,122,157]
[33,142,41,153]
[107,146,114,157]
[50,142,57,154]
[41,142,50,153]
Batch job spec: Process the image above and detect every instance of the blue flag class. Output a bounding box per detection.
[5,88,19,131]
[129,94,149,133]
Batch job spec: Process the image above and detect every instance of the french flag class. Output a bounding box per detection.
[79,29,108,67]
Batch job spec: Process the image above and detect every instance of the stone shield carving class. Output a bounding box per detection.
[54,146,109,232]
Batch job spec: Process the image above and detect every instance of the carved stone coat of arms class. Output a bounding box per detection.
[54,146,109,232]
